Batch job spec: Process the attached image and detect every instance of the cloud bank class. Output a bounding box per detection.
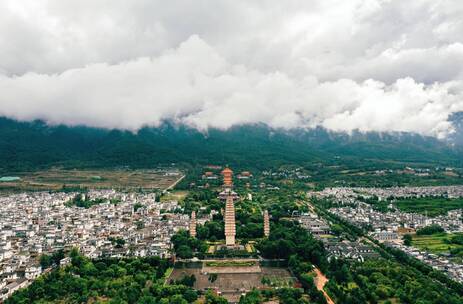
[1,0,463,137]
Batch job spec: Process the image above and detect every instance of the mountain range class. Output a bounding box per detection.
[0,116,462,172]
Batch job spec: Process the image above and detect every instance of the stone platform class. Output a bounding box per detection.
[202,265,261,274]
[168,266,295,303]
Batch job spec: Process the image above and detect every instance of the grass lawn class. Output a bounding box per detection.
[379,298,399,304]
[412,233,463,254]
[163,267,174,286]
[207,245,216,254]
[161,190,189,202]
[395,197,463,216]
[262,275,295,288]
[205,261,256,267]
[347,282,358,290]
[245,243,256,253]
[318,234,335,239]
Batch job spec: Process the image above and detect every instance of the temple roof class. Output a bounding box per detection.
[221,167,233,174]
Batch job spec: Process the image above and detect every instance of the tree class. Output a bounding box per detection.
[416,225,444,235]
[114,238,126,248]
[183,289,198,303]
[208,273,218,283]
[205,291,228,304]
[51,249,65,265]
[176,245,193,259]
[403,234,412,246]
[299,273,315,291]
[239,289,262,304]
[136,221,145,229]
[39,254,52,269]
[6,253,196,304]
[174,274,196,287]
[168,295,188,304]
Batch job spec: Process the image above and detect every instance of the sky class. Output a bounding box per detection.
[1,0,463,137]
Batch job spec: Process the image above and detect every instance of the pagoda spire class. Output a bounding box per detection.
[263,210,270,237]
[221,166,233,189]
[189,211,197,238]
[224,195,236,246]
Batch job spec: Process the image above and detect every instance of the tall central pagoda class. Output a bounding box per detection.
[221,167,237,247]
[224,195,236,246]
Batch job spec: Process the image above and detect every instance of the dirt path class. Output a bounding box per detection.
[164,174,185,191]
[313,268,335,304]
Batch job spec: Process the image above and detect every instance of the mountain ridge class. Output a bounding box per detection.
[0,116,462,172]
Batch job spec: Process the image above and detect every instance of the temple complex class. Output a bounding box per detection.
[174,166,282,303]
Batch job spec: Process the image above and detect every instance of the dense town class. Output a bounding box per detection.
[3,183,463,302]
[311,186,463,283]
[0,190,188,301]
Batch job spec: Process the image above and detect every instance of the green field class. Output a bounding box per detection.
[0,168,181,191]
[160,190,189,202]
[395,197,463,216]
[412,233,463,254]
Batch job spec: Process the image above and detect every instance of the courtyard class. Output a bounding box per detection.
[168,265,296,303]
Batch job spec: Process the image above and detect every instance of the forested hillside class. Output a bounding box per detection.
[0,117,462,172]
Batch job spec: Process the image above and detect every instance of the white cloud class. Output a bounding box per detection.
[0,0,463,137]
[1,36,462,138]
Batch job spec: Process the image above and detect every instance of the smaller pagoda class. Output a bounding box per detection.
[189,211,197,238]
[263,210,270,237]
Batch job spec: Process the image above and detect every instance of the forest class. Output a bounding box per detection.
[1,117,462,175]
[5,249,201,304]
